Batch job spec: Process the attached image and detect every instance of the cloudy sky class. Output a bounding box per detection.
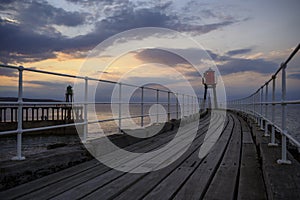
[0,0,299,101]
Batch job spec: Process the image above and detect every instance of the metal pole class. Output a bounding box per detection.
[83,77,88,142]
[260,87,264,130]
[12,66,25,160]
[252,95,255,120]
[156,89,159,123]
[269,76,278,146]
[182,94,185,117]
[189,95,192,115]
[189,95,191,115]
[277,64,291,164]
[176,93,179,119]
[119,83,122,133]
[167,91,170,121]
[198,97,201,113]
[213,85,218,109]
[256,93,259,123]
[194,97,197,114]
[187,95,189,116]
[141,87,144,127]
[264,83,270,136]
[191,96,193,115]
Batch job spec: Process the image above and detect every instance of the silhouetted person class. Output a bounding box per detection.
[65,85,73,102]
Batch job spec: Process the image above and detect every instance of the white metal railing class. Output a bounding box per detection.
[228,43,300,164]
[0,64,207,160]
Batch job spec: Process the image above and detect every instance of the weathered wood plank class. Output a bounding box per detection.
[64,120,211,200]
[238,116,267,200]
[0,159,100,199]
[141,113,228,200]
[36,115,214,200]
[252,125,300,200]
[202,115,242,200]
[77,114,219,200]
[15,131,179,200]
[112,120,217,200]
[0,126,179,200]
[3,117,210,200]
[173,114,234,200]
[238,144,267,200]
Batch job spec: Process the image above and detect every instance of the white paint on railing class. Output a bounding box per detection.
[228,44,300,165]
[0,63,203,160]
[12,66,25,160]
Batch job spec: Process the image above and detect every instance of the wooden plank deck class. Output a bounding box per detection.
[1,111,299,200]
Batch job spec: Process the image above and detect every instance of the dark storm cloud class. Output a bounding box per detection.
[0,0,238,64]
[167,48,277,76]
[134,49,189,66]
[176,20,235,33]
[134,48,277,77]
[0,21,62,64]
[21,2,85,27]
[135,48,222,67]
[218,57,277,75]
[226,48,252,56]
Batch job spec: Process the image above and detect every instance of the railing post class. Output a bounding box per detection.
[167,91,170,121]
[252,94,255,120]
[118,83,122,133]
[83,76,88,142]
[156,89,159,123]
[141,87,144,127]
[264,83,270,136]
[241,99,243,112]
[198,97,201,113]
[245,98,247,114]
[277,64,291,164]
[191,96,193,115]
[193,96,195,114]
[182,94,185,117]
[240,99,243,112]
[269,75,278,146]
[245,98,247,113]
[246,98,248,113]
[256,92,259,123]
[194,96,196,114]
[176,93,179,119]
[234,100,236,111]
[260,87,264,130]
[187,95,189,116]
[12,66,25,160]
[190,95,192,115]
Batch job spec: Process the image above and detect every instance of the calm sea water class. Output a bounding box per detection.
[264,104,300,142]
[1,103,299,142]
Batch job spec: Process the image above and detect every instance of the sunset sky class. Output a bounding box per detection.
[0,0,299,101]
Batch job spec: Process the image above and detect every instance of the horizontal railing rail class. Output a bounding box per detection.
[0,64,207,160]
[228,43,300,164]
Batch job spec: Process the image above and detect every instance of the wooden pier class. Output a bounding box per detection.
[1,111,299,200]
